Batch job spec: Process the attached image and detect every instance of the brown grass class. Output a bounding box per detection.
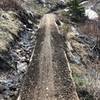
[0,0,34,28]
[78,19,100,38]
[85,60,100,100]
[0,0,23,11]
[78,19,100,50]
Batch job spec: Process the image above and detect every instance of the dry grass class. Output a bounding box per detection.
[71,61,100,99]
[0,0,35,28]
[78,19,100,51]
[86,61,100,100]
[0,0,23,11]
[78,19,100,37]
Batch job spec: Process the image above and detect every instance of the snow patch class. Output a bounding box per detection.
[64,8,69,12]
[71,26,79,35]
[85,8,99,20]
[80,1,88,6]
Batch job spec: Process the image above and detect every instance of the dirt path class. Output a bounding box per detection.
[18,14,79,100]
[33,14,57,100]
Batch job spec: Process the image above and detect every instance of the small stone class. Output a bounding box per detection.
[16,49,21,53]
[17,62,27,73]
[0,84,6,93]
[9,85,16,91]
[46,87,48,90]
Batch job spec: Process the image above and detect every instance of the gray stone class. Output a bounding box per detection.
[0,84,5,93]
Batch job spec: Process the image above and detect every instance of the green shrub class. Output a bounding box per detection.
[67,0,85,22]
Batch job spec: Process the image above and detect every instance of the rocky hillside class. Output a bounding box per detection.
[0,0,100,100]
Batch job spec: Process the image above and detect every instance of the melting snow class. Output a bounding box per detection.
[85,8,99,20]
[59,0,65,4]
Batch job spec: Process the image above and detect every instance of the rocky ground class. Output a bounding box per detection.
[0,1,39,99]
[0,14,38,100]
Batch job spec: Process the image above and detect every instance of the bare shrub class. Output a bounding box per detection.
[78,19,100,55]
[86,61,100,100]
[78,19,100,37]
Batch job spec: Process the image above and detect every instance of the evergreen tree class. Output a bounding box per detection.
[67,0,85,22]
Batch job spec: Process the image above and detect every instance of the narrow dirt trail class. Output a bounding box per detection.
[33,14,57,100]
[18,14,79,100]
